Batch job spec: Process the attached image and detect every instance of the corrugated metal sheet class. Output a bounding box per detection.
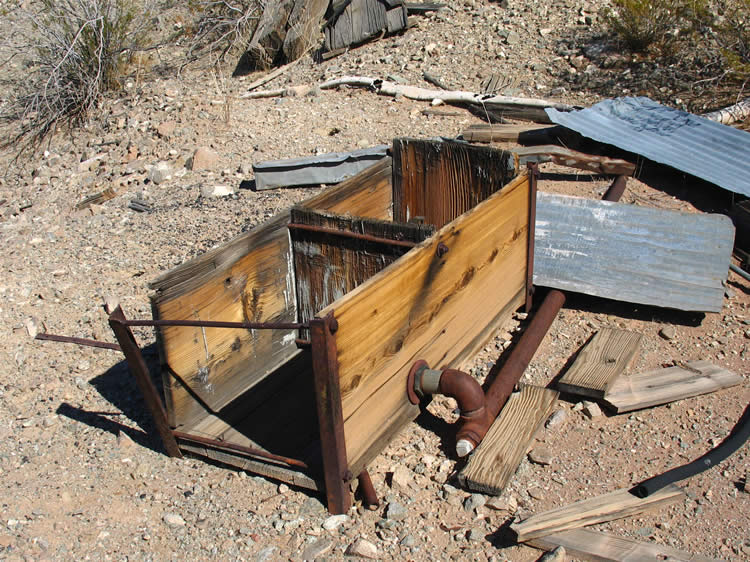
[534,192,735,312]
[546,97,750,196]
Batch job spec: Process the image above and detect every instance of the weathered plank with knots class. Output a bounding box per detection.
[603,360,742,413]
[459,385,559,495]
[557,328,642,399]
[534,192,734,312]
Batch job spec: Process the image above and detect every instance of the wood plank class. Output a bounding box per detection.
[325,0,406,52]
[512,145,636,176]
[179,443,321,491]
[557,329,643,399]
[603,360,743,414]
[534,192,735,313]
[290,207,433,335]
[510,484,686,542]
[526,528,720,562]
[324,171,531,475]
[392,138,516,228]
[459,385,559,495]
[461,123,562,143]
[301,157,393,220]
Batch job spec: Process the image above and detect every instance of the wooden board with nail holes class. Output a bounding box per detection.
[459,385,559,495]
[322,171,531,477]
[149,159,395,430]
[526,528,720,562]
[603,360,742,414]
[557,328,643,399]
[510,484,685,542]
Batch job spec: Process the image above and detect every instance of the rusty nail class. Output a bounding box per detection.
[436,242,449,258]
[343,470,354,482]
[329,318,339,334]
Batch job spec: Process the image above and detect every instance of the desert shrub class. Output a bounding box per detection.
[1,0,153,149]
[185,0,262,65]
[605,0,707,52]
[709,0,750,82]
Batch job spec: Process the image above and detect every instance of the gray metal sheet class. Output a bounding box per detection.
[534,192,735,312]
[546,97,750,196]
[253,145,389,190]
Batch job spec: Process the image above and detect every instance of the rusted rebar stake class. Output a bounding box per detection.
[357,470,379,510]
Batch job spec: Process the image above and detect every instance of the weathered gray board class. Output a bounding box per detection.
[534,193,734,313]
[325,0,408,52]
[253,145,389,190]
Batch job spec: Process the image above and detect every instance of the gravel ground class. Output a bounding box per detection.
[0,1,749,561]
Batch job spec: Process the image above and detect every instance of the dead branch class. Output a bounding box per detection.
[703,97,750,125]
[241,75,575,122]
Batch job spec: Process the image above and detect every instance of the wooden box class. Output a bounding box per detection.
[146,139,535,512]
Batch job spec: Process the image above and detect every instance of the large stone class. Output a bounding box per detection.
[149,161,172,185]
[190,146,220,170]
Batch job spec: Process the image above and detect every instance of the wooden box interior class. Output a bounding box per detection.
[148,139,530,496]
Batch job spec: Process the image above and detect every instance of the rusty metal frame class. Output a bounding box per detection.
[309,311,351,514]
[287,222,419,249]
[108,306,182,458]
[525,162,538,313]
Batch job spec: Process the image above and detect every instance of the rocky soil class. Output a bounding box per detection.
[0,1,749,561]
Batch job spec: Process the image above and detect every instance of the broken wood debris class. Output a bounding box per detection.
[603,360,743,414]
[461,123,582,146]
[703,96,750,126]
[526,528,720,562]
[459,385,558,495]
[75,186,117,210]
[243,76,575,122]
[511,145,636,176]
[557,328,643,399]
[325,0,408,53]
[510,484,685,542]
[252,145,389,190]
[534,192,735,313]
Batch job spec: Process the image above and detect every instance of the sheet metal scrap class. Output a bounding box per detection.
[546,97,750,197]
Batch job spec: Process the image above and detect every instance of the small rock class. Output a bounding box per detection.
[345,538,378,559]
[299,497,325,516]
[725,286,736,298]
[486,495,517,513]
[467,528,484,542]
[539,546,566,562]
[528,446,554,466]
[189,146,220,170]
[301,538,333,560]
[390,465,411,489]
[399,534,415,547]
[659,326,676,341]
[149,161,172,185]
[117,430,135,449]
[278,483,289,494]
[385,501,408,521]
[546,409,568,429]
[572,402,584,412]
[322,514,349,531]
[25,317,39,338]
[156,121,176,139]
[505,31,521,45]
[528,487,545,500]
[200,184,236,198]
[163,513,186,527]
[255,546,277,562]
[582,401,602,419]
[463,493,487,512]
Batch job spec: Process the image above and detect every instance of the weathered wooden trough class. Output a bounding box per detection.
[107,138,537,513]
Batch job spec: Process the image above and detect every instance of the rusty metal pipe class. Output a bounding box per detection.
[454,175,629,455]
[357,470,379,510]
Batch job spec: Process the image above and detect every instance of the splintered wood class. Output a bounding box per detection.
[603,360,743,413]
[459,385,559,495]
[511,484,686,542]
[527,528,720,562]
[557,328,643,399]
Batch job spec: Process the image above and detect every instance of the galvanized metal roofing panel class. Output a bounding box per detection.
[546,97,750,196]
[534,192,735,313]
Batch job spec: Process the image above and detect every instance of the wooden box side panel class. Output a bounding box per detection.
[149,159,395,429]
[323,173,531,474]
[392,139,516,228]
[302,157,393,219]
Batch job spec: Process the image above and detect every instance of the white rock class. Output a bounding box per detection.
[322,514,349,531]
[163,512,186,527]
[345,538,378,559]
[200,184,236,198]
[149,161,172,185]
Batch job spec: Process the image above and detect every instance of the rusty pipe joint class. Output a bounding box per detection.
[408,360,489,457]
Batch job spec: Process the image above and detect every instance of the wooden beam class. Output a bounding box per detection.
[557,329,643,399]
[510,484,685,542]
[324,171,531,476]
[512,145,636,176]
[526,528,720,562]
[461,123,570,144]
[603,360,743,414]
[459,385,559,495]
